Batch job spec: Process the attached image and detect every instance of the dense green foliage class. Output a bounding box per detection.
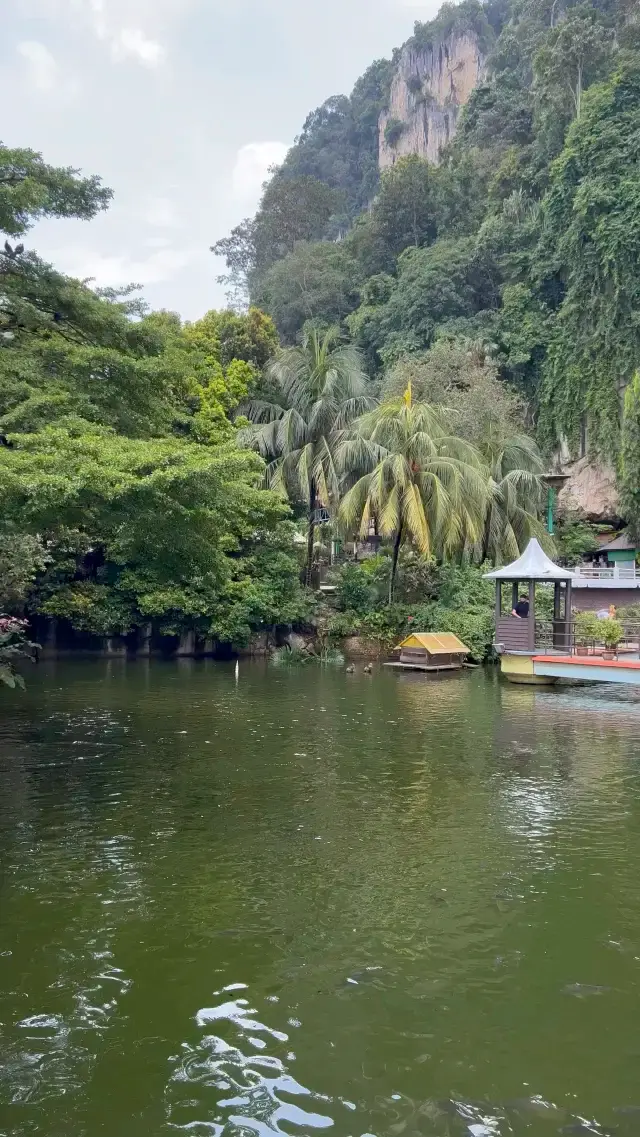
[0,151,308,652]
[214,0,640,481]
[0,617,37,689]
[326,555,496,659]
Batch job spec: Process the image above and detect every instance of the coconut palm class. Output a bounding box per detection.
[240,326,374,584]
[337,386,490,603]
[478,428,547,564]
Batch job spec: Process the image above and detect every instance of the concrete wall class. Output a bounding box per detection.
[572,588,640,611]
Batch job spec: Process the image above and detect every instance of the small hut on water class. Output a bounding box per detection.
[387,632,470,672]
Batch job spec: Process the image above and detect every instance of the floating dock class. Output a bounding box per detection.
[531,654,640,686]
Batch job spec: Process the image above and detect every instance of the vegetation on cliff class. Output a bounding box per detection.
[214,0,640,473]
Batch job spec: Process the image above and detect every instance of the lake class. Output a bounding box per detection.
[2,659,640,1137]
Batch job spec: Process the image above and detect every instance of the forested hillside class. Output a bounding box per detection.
[214,0,640,464]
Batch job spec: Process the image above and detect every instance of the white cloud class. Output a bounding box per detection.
[18,41,59,92]
[145,236,172,248]
[232,141,290,203]
[144,197,181,228]
[47,244,200,287]
[49,0,169,67]
[111,27,165,67]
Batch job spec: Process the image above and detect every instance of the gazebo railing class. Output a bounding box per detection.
[495,619,640,656]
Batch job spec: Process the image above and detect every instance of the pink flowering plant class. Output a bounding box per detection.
[0,616,37,689]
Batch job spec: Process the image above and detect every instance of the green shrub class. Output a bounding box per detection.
[327,611,362,637]
[575,611,601,644]
[384,118,406,147]
[332,563,376,613]
[617,605,640,621]
[319,646,345,666]
[555,515,601,561]
[330,557,389,613]
[271,646,313,666]
[360,606,410,646]
[393,551,439,603]
[406,563,496,661]
[0,616,37,689]
[602,619,624,650]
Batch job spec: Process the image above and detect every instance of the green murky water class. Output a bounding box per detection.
[2,660,640,1137]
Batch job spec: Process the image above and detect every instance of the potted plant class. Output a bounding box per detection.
[574,611,600,655]
[601,618,624,660]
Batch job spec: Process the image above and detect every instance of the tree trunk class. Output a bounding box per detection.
[575,64,583,119]
[305,516,316,587]
[480,513,491,565]
[304,479,317,587]
[388,525,404,605]
[176,631,196,656]
[138,623,152,656]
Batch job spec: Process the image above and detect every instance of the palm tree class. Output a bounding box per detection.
[478,428,547,564]
[240,326,374,584]
[337,386,489,604]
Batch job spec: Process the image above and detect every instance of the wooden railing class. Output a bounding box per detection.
[496,616,533,652]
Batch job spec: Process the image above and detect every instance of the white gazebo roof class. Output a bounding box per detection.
[484,538,576,582]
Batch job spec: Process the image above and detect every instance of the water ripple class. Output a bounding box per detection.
[167,988,334,1135]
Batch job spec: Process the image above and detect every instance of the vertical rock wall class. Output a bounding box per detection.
[379,32,486,168]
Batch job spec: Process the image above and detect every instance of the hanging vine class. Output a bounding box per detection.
[538,55,640,455]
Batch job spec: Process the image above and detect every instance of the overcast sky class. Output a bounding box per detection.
[3,0,441,320]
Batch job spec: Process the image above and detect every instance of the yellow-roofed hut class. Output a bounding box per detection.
[387,632,470,672]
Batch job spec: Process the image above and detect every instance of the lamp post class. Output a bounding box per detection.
[542,472,570,535]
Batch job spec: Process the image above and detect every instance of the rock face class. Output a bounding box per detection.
[379,32,486,169]
[557,457,621,523]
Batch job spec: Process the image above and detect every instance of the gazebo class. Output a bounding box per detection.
[485,538,575,660]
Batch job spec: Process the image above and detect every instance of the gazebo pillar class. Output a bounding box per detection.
[528,580,536,651]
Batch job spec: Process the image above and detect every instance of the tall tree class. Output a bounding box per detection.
[382,340,546,563]
[370,156,438,257]
[533,6,613,125]
[254,241,362,344]
[240,327,373,583]
[337,388,488,603]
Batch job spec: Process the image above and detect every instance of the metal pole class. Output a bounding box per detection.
[528,579,536,652]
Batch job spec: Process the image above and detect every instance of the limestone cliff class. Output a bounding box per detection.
[379,32,486,169]
[558,457,621,524]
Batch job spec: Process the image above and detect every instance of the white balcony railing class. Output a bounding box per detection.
[572,564,638,580]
